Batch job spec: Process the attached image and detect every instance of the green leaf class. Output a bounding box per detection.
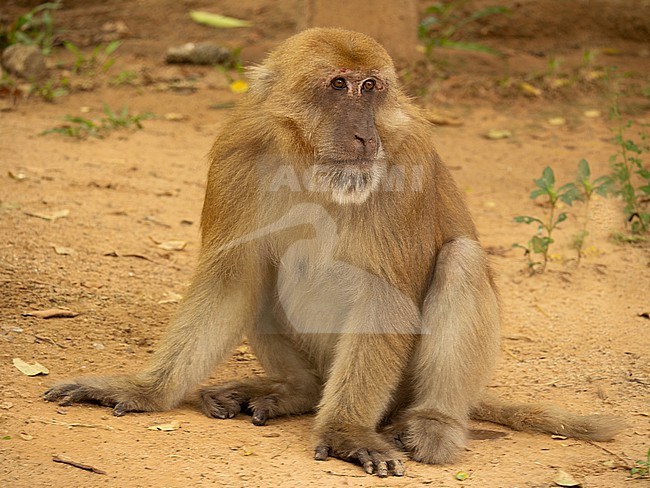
[556,212,568,224]
[577,158,590,181]
[530,188,546,200]
[104,40,121,56]
[558,184,579,205]
[514,215,543,226]
[190,11,252,28]
[531,235,550,253]
[542,166,555,187]
[455,470,470,481]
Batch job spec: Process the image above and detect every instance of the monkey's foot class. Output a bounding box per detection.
[200,379,315,426]
[385,410,467,464]
[314,427,405,477]
[44,377,157,416]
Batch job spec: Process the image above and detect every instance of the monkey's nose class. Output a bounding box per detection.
[354,133,377,155]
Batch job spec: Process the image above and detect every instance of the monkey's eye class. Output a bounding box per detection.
[331,77,347,90]
[362,79,376,91]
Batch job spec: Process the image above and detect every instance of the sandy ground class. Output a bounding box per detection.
[1,1,649,487]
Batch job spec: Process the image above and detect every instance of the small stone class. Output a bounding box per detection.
[2,44,48,80]
[165,43,232,65]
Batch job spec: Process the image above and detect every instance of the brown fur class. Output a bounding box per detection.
[44,28,623,477]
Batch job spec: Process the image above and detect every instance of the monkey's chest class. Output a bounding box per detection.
[275,243,354,335]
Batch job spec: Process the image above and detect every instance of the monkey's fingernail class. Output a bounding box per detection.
[252,410,267,426]
[363,462,374,474]
[390,460,405,476]
[113,403,126,416]
[314,446,329,460]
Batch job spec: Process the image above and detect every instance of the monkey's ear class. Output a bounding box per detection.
[247,65,274,96]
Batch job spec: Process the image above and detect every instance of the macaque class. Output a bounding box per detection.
[45,28,622,477]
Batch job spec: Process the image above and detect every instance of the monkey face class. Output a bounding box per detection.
[305,69,389,205]
[245,28,416,206]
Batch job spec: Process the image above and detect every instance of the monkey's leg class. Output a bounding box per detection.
[200,314,322,425]
[44,261,260,415]
[394,237,500,464]
[312,283,419,477]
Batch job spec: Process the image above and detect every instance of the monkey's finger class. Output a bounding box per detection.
[251,409,268,426]
[113,402,129,417]
[388,459,405,476]
[314,445,330,461]
[356,449,374,474]
[43,384,79,403]
[375,460,389,478]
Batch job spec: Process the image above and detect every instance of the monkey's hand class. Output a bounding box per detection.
[314,425,405,477]
[43,376,160,416]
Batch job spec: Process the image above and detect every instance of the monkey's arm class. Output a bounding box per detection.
[44,257,263,415]
[312,280,419,477]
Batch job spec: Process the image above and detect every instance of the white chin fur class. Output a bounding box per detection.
[310,157,387,206]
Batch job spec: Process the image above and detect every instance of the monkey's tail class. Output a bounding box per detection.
[470,394,625,442]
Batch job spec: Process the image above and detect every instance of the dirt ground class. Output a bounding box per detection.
[1,1,649,487]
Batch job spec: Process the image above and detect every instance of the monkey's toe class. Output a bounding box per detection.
[314,433,405,477]
[44,383,99,406]
[355,449,404,477]
[200,388,243,419]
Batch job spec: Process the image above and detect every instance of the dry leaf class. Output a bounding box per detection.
[548,117,566,126]
[190,11,252,28]
[241,446,254,456]
[164,113,186,121]
[584,70,605,81]
[423,109,464,126]
[485,129,512,140]
[53,245,75,255]
[584,109,601,118]
[551,434,568,440]
[147,420,181,431]
[157,241,187,251]
[8,170,27,181]
[19,433,34,441]
[158,291,183,304]
[548,78,570,89]
[25,209,70,221]
[13,358,49,376]
[553,469,581,487]
[23,307,79,319]
[149,236,187,251]
[520,82,542,97]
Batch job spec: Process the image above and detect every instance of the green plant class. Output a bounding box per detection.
[109,70,138,86]
[609,93,650,234]
[30,79,67,102]
[0,1,61,54]
[42,103,154,139]
[101,103,152,129]
[630,448,649,479]
[42,115,101,138]
[419,1,510,56]
[64,40,121,76]
[564,159,610,263]
[513,166,577,272]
